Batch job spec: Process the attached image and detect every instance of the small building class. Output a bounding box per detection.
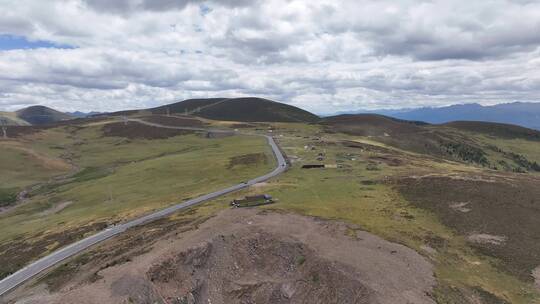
[301,164,338,169]
[301,164,325,169]
[231,194,274,208]
[206,131,233,138]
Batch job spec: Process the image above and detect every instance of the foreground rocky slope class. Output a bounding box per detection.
[8,209,435,304]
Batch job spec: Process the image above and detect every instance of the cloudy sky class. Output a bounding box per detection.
[0,0,539,114]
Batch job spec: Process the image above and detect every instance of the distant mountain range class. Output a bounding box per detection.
[3,100,540,131]
[67,111,102,118]
[333,102,540,130]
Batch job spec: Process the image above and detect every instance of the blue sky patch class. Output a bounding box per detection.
[199,4,212,16]
[0,35,73,50]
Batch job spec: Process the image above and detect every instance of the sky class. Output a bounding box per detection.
[0,0,539,114]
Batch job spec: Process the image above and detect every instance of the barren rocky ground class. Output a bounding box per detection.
[8,209,435,304]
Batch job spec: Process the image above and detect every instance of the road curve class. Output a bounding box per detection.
[0,120,287,297]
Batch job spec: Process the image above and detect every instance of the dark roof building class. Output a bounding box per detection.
[231,194,273,207]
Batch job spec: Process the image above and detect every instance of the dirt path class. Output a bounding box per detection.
[38,201,73,216]
[11,209,436,304]
[0,141,72,171]
[534,266,540,291]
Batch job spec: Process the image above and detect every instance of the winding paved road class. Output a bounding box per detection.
[0,120,287,297]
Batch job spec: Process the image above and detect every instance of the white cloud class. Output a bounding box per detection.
[0,0,539,113]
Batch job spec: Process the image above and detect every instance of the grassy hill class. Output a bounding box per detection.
[443,121,540,141]
[321,114,428,136]
[152,97,320,122]
[321,114,470,161]
[15,106,73,125]
[322,114,540,172]
[0,112,31,126]
[103,97,320,123]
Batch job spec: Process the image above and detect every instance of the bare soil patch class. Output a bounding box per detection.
[38,201,73,216]
[449,202,472,213]
[368,155,405,166]
[252,182,270,188]
[147,232,374,304]
[38,215,208,294]
[533,266,540,291]
[11,209,435,304]
[467,234,507,246]
[101,121,194,140]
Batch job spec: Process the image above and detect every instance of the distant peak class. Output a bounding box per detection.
[15,105,73,125]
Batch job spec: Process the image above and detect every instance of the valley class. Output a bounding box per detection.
[0,115,275,282]
[1,98,539,304]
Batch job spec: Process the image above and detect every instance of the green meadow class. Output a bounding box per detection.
[0,121,274,278]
